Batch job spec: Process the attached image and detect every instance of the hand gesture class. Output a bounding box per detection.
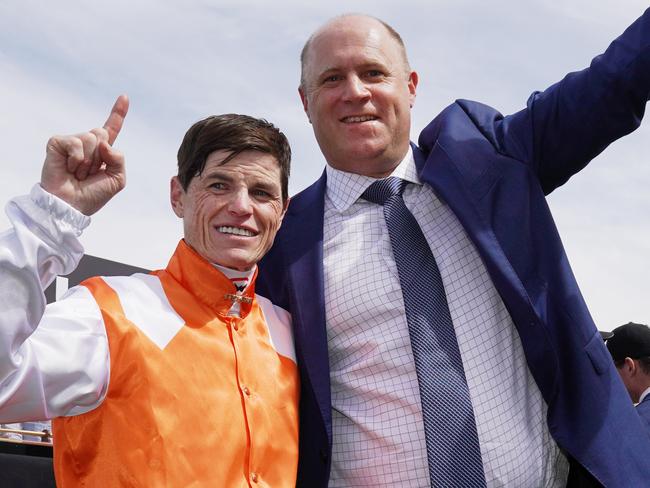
[40,95,129,216]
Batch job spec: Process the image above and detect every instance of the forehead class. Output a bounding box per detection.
[195,150,281,184]
[306,17,404,74]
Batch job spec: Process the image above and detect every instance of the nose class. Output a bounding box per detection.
[342,75,370,103]
[228,189,253,216]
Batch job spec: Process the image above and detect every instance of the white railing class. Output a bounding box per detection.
[0,427,52,445]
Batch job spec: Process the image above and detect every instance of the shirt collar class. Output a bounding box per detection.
[639,386,650,404]
[325,147,421,212]
[164,240,257,317]
[213,262,256,291]
[212,262,256,317]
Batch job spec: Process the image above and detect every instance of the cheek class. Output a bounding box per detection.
[191,195,216,220]
[186,197,218,233]
[312,94,337,119]
[259,204,285,235]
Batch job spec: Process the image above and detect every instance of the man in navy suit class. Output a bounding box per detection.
[606,322,650,433]
[257,11,650,487]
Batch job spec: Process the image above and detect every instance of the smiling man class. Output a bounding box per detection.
[257,11,650,488]
[0,98,298,487]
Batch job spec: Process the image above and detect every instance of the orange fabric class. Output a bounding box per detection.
[52,241,299,487]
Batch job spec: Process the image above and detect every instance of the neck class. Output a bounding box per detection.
[328,147,411,178]
[637,384,650,403]
[212,262,256,279]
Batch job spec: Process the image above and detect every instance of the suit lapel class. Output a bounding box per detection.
[412,143,558,398]
[281,172,332,436]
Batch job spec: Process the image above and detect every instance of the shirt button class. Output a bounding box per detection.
[251,472,259,483]
[242,386,251,396]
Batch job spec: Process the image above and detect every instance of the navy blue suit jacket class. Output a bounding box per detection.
[258,10,650,488]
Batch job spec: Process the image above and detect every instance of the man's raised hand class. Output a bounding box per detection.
[40,95,130,216]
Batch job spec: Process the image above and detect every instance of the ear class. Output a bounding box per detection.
[298,86,311,123]
[407,71,419,108]
[170,176,185,218]
[624,357,638,376]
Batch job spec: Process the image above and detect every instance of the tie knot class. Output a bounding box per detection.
[360,177,406,205]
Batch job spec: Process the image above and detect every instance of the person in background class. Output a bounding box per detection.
[605,322,650,433]
[0,96,298,486]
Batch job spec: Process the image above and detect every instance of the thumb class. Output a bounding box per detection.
[96,141,127,198]
[98,140,125,177]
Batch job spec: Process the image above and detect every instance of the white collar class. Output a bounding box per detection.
[639,386,650,404]
[325,147,420,212]
[212,262,256,280]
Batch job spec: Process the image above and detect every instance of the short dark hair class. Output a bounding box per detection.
[300,14,411,88]
[177,114,291,201]
[641,357,650,375]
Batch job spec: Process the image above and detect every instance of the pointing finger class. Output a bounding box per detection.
[103,94,129,145]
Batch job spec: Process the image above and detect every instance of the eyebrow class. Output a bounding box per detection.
[203,171,234,183]
[203,171,281,194]
[317,61,388,77]
[254,181,281,194]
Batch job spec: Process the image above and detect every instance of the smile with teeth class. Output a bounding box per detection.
[217,226,257,237]
[341,115,378,123]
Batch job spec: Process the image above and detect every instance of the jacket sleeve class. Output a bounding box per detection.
[0,185,110,422]
[456,8,650,195]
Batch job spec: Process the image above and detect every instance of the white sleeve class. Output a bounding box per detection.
[0,185,110,421]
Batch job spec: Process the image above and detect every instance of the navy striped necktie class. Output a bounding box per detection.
[361,176,486,487]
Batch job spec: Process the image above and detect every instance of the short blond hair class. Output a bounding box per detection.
[299,14,411,89]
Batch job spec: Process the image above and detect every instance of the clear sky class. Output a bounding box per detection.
[1,0,648,330]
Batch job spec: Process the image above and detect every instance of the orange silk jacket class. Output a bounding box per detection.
[53,241,299,487]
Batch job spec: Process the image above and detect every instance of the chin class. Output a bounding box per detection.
[352,139,392,159]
